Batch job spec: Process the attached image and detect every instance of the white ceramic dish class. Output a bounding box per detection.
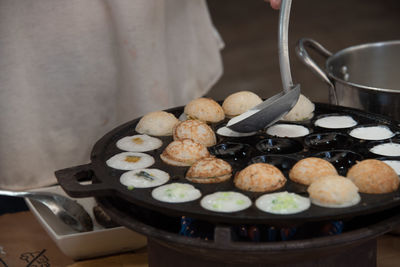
[25,184,147,260]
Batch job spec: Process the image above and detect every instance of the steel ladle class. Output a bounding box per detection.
[227,0,300,133]
[0,189,93,232]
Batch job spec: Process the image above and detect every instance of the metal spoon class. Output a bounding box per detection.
[227,0,300,133]
[0,189,93,232]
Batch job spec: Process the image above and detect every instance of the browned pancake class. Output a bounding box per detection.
[347,159,399,194]
[234,163,286,192]
[173,119,216,147]
[186,157,232,183]
[160,139,210,166]
[289,157,338,185]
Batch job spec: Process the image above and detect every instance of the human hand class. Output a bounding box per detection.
[266,0,281,10]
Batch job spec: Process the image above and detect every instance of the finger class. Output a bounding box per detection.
[269,0,281,10]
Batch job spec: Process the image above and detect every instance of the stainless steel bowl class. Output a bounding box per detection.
[296,38,400,121]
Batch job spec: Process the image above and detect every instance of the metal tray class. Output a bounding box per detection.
[55,103,400,225]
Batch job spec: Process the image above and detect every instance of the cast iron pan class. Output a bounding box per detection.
[55,103,400,225]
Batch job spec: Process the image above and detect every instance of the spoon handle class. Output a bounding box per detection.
[278,0,294,93]
[0,189,32,198]
[0,189,53,199]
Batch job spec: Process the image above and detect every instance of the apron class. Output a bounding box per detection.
[0,0,223,190]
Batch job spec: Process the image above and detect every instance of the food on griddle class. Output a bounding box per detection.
[200,191,252,213]
[184,97,225,123]
[369,143,400,157]
[151,183,201,203]
[135,111,179,136]
[349,125,395,140]
[314,115,357,129]
[120,168,170,188]
[255,191,310,215]
[173,119,216,147]
[116,134,162,152]
[266,124,310,138]
[234,163,286,192]
[186,157,232,183]
[221,91,262,118]
[160,139,210,166]
[307,175,360,208]
[282,94,315,121]
[382,160,400,175]
[216,126,256,137]
[106,152,155,170]
[347,159,399,194]
[289,157,338,186]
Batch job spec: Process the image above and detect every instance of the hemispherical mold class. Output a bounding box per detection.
[313,150,363,176]
[249,155,299,175]
[209,142,252,160]
[304,132,354,151]
[256,138,304,154]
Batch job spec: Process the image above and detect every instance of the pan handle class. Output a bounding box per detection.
[55,163,111,198]
[295,38,335,89]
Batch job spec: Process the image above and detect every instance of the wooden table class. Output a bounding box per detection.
[0,211,399,267]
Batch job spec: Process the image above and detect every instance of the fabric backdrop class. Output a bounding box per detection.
[0,0,223,190]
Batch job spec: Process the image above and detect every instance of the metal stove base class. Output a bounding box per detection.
[148,238,376,267]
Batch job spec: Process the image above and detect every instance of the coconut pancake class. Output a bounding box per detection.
[266,124,310,138]
[314,115,357,129]
[222,91,262,117]
[116,134,162,152]
[160,139,210,166]
[282,94,315,121]
[349,125,395,140]
[289,157,338,185]
[106,152,155,170]
[135,111,179,136]
[173,119,216,147]
[184,97,225,123]
[256,191,310,215]
[200,191,252,213]
[186,157,232,183]
[234,163,286,192]
[347,159,399,194]
[120,168,169,188]
[152,183,201,203]
[307,175,361,208]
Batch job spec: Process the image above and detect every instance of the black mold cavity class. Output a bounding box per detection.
[256,138,303,154]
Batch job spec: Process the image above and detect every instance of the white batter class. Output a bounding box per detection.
[255,191,310,215]
[349,126,395,140]
[106,152,155,170]
[151,183,201,203]
[226,109,260,127]
[314,115,357,129]
[370,143,400,157]
[266,124,309,138]
[120,168,169,188]
[200,191,252,213]
[382,160,400,176]
[216,126,256,137]
[116,134,162,152]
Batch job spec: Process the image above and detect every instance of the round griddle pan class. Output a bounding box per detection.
[55,103,400,225]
